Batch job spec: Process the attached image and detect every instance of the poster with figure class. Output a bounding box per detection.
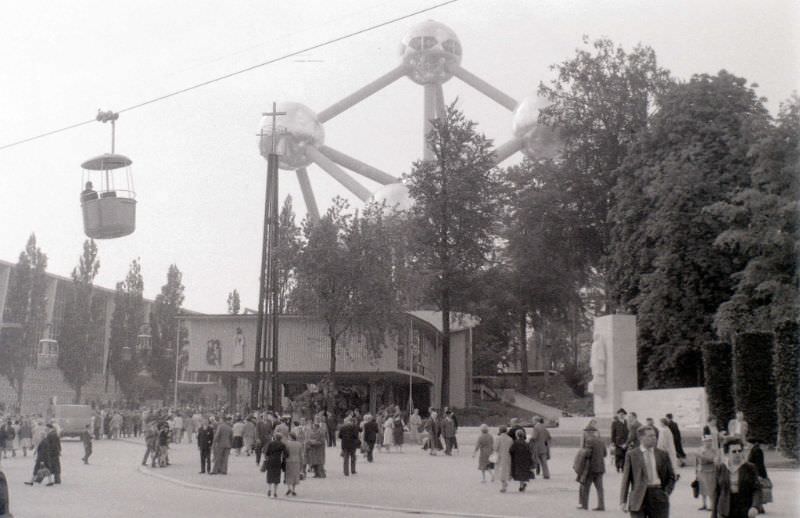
[206,339,221,366]
[232,327,246,367]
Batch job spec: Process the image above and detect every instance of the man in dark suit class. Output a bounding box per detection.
[579,424,607,510]
[45,424,61,485]
[620,426,676,518]
[338,416,359,476]
[611,408,630,473]
[254,413,273,466]
[196,420,214,474]
[627,412,642,450]
[530,416,551,478]
[362,414,379,462]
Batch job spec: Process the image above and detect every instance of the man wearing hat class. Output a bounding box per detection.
[611,408,629,473]
[578,423,607,510]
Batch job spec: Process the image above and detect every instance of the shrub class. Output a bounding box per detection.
[702,341,736,427]
[733,332,778,445]
[561,363,590,397]
[775,320,800,459]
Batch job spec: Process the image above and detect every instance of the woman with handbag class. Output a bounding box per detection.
[747,438,771,514]
[262,433,288,498]
[696,435,718,510]
[473,424,495,483]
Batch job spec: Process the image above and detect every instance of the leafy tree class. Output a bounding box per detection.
[276,195,302,314]
[294,199,401,399]
[0,234,48,406]
[227,289,240,314]
[609,71,771,387]
[150,264,186,396]
[538,37,672,308]
[108,259,145,399]
[58,239,103,403]
[404,103,500,405]
[709,96,800,338]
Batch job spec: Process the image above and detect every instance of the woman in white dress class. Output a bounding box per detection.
[382,412,394,451]
[494,425,513,493]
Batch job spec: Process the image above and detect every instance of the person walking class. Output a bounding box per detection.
[325,412,337,447]
[338,417,359,476]
[242,417,256,457]
[473,424,495,483]
[656,418,680,474]
[392,411,405,452]
[262,433,287,498]
[712,438,759,518]
[197,420,214,474]
[611,408,630,473]
[495,425,513,493]
[284,432,303,496]
[578,424,606,510]
[142,422,158,467]
[381,412,394,452]
[696,435,718,511]
[530,416,551,479]
[509,429,532,492]
[627,412,642,451]
[18,419,32,458]
[24,433,54,486]
[306,422,326,478]
[620,426,676,518]
[442,412,457,456]
[255,413,273,466]
[408,409,422,445]
[747,438,770,514]
[210,417,233,475]
[80,424,93,465]
[664,414,686,467]
[726,411,749,442]
[44,424,61,485]
[231,417,245,456]
[362,414,379,463]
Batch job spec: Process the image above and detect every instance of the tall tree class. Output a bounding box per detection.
[227,289,240,314]
[108,259,145,399]
[0,234,48,406]
[608,71,771,387]
[150,264,186,397]
[58,239,103,403]
[708,96,800,337]
[294,199,401,400]
[276,195,302,314]
[537,37,672,309]
[404,103,500,405]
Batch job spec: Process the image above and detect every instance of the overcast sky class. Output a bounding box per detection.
[1,0,797,314]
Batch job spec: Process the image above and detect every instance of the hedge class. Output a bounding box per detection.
[733,332,778,445]
[702,341,736,428]
[775,320,800,459]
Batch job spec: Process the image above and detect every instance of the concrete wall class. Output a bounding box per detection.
[622,386,707,431]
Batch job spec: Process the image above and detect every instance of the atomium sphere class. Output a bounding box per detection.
[399,20,462,85]
[512,95,562,160]
[370,182,414,214]
[258,102,324,170]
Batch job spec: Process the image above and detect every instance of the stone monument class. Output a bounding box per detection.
[588,314,637,419]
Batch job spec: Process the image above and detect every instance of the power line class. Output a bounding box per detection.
[0,0,459,152]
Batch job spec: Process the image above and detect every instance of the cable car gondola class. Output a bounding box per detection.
[80,111,136,239]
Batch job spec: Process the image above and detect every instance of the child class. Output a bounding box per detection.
[80,424,93,464]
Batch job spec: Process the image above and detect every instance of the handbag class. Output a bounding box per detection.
[690,479,699,498]
[758,476,773,503]
[488,452,498,464]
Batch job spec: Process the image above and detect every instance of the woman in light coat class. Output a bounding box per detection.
[284,433,303,496]
[696,435,718,510]
[382,413,394,451]
[494,425,513,493]
[473,424,495,482]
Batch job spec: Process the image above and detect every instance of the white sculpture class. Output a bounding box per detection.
[588,333,607,395]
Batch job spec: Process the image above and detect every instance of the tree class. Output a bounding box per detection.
[0,234,48,407]
[276,195,302,314]
[227,289,240,315]
[734,332,778,445]
[538,37,672,309]
[775,320,800,459]
[294,199,401,401]
[608,71,771,387]
[58,239,103,403]
[709,96,800,338]
[150,264,186,397]
[108,259,145,399]
[404,103,500,405]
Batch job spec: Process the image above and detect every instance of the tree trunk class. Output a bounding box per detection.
[519,311,529,394]
[74,384,83,404]
[329,332,337,411]
[441,289,450,408]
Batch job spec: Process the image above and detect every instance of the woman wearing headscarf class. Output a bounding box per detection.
[262,433,287,498]
[284,432,303,496]
[494,425,513,493]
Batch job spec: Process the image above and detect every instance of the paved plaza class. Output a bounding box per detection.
[1,432,798,518]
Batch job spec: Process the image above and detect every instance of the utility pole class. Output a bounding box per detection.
[252,103,285,412]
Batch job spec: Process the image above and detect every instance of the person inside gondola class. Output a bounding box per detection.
[81,181,98,201]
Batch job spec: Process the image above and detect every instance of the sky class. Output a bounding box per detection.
[1,0,797,314]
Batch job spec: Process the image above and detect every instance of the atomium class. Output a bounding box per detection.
[399,20,462,85]
[258,20,550,221]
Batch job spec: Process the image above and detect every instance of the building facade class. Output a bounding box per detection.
[183,310,476,413]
